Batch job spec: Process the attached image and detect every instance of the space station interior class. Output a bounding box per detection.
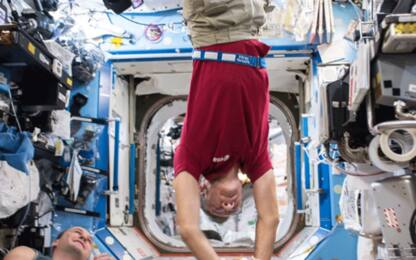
[0,0,416,259]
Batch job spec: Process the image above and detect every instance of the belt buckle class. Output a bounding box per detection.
[192,50,202,59]
[204,51,219,61]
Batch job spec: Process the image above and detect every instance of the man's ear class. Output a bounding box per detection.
[52,239,59,248]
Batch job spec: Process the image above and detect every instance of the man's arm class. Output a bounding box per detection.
[253,170,280,260]
[4,246,37,260]
[173,172,219,260]
[94,253,115,260]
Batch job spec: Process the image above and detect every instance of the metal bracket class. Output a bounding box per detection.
[305,188,324,194]
[359,20,376,40]
[103,190,119,196]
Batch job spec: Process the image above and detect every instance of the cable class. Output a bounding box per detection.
[8,88,21,133]
[118,13,184,27]
[332,161,385,177]
[106,11,114,25]
[57,2,185,32]
[321,150,386,177]
[6,0,19,22]
[10,205,31,248]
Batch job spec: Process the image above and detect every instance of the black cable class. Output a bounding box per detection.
[10,204,32,248]
[117,13,183,27]
[33,0,44,12]
[8,88,22,132]
[106,11,114,24]
[6,0,19,22]
[33,209,54,220]
[410,208,416,244]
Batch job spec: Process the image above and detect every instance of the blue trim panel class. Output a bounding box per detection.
[129,144,136,214]
[108,46,313,55]
[330,171,345,227]
[93,236,116,258]
[304,150,310,190]
[96,63,112,171]
[111,57,191,63]
[318,163,332,230]
[306,225,357,260]
[301,115,309,138]
[109,53,311,64]
[109,48,194,55]
[301,115,311,190]
[95,176,109,229]
[109,51,310,58]
[295,142,303,210]
[95,228,134,260]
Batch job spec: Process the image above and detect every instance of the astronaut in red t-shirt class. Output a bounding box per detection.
[173,1,279,259]
[174,39,273,213]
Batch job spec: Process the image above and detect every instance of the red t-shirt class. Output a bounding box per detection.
[174,39,272,183]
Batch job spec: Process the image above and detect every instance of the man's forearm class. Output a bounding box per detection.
[252,170,279,260]
[180,227,219,260]
[254,216,279,260]
[174,172,217,259]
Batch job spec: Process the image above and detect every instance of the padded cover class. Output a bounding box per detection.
[0,161,40,218]
[0,122,34,174]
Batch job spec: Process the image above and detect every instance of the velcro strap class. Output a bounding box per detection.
[192,50,266,68]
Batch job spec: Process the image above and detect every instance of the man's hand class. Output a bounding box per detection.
[4,246,36,260]
[253,170,279,260]
[94,253,114,260]
[173,171,219,260]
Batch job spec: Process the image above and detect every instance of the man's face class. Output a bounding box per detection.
[203,177,243,218]
[54,227,93,259]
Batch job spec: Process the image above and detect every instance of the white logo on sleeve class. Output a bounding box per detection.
[212,154,230,163]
